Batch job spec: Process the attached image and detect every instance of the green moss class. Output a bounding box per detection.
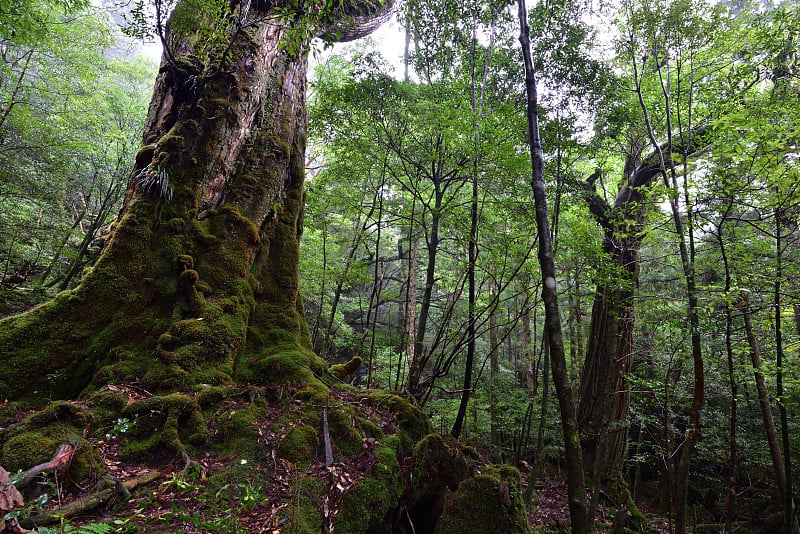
[434,465,531,534]
[85,390,128,427]
[209,398,267,459]
[0,402,21,427]
[329,356,362,380]
[120,393,206,458]
[68,438,106,486]
[412,433,471,501]
[326,407,362,456]
[335,435,403,533]
[195,385,230,407]
[1,431,59,472]
[294,379,330,404]
[285,477,325,533]
[275,423,318,465]
[24,401,88,428]
[246,349,321,387]
[359,392,433,451]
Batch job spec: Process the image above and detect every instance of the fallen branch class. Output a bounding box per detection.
[322,405,333,468]
[18,443,75,489]
[21,470,160,529]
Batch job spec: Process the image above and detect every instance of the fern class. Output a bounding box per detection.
[134,163,173,202]
[77,523,113,534]
[34,522,112,534]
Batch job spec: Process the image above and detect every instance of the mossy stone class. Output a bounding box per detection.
[434,465,531,534]
[412,433,471,499]
[335,436,403,533]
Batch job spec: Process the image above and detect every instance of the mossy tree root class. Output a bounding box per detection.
[119,394,207,460]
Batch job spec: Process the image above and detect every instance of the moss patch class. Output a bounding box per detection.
[275,423,319,465]
[120,393,206,458]
[335,435,403,533]
[329,356,362,380]
[358,392,433,451]
[435,464,531,534]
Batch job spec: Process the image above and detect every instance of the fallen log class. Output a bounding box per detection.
[21,470,160,529]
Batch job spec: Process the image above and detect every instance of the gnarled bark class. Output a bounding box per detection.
[0,0,393,402]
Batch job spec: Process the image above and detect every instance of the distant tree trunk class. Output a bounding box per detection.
[715,205,738,530]
[56,175,125,291]
[774,208,794,534]
[450,177,476,439]
[397,219,418,392]
[311,222,329,348]
[408,184,443,398]
[452,13,495,439]
[741,293,786,495]
[488,280,500,446]
[566,265,583,382]
[522,299,536,398]
[532,335,549,477]
[320,195,376,360]
[0,0,393,400]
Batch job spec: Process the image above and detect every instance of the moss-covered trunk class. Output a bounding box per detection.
[0,2,342,401]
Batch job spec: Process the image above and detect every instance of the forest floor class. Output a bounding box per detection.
[3,383,675,533]
[526,479,672,533]
[12,435,674,533]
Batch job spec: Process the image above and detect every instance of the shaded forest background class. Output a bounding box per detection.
[1,0,800,531]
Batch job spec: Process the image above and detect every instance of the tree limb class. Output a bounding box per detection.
[18,443,75,489]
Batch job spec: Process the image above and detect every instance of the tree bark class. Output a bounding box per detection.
[576,161,651,489]
[741,294,786,496]
[0,0,393,401]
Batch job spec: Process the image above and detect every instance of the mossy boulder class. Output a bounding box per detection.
[434,464,532,534]
[329,356,362,380]
[412,433,472,499]
[1,431,60,473]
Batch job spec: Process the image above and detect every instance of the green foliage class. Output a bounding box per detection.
[0,3,155,294]
[33,522,114,533]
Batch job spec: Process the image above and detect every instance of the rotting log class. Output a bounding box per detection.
[21,471,161,529]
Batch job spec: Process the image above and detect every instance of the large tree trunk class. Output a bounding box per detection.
[576,162,646,488]
[0,0,391,402]
[577,126,706,499]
